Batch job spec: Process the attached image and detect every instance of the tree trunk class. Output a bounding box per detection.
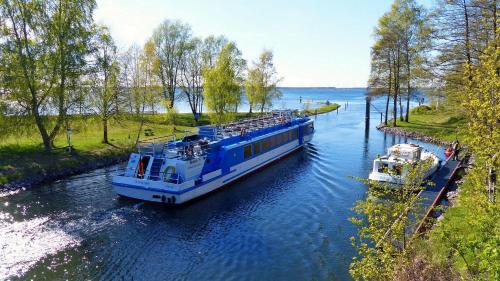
[385,92,390,126]
[103,118,108,144]
[385,54,392,126]
[399,94,404,121]
[33,107,52,150]
[405,42,411,122]
[393,87,397,127]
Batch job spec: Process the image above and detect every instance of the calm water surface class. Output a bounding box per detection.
[0,88,443,281]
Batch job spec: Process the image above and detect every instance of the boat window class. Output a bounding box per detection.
[271,136,276,147]
[244,145,252,159]
[254,142,261,154]
[262,138,270,151]
[378,163,389,173]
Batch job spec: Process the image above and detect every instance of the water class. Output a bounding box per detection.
[0,88,443,281]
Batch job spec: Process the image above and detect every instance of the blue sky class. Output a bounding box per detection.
[95,0,433,87]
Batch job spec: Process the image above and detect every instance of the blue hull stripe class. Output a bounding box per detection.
[113,143,303,195]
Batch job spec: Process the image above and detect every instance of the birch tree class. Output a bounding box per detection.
[0,0,96,150]
[151,20,191,110]
[203,42,246,124]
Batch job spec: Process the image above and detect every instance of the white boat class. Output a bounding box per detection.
[112,110,314,204]
[368,143,440,184]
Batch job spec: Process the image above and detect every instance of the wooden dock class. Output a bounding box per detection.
[413,156,462,235]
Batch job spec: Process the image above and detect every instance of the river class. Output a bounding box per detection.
[0,88,443,281]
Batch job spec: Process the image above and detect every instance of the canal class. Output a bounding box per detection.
[0,89,444,281]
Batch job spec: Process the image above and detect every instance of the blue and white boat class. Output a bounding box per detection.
[112,110,314,204]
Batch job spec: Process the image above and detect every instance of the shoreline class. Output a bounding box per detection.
[376,124,453,146]
[0,150,131,191]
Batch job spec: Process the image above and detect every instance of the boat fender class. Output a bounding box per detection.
[172,196,176,203]
[161,195,166,202]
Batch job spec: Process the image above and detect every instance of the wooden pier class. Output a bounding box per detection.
[413,155,463,235]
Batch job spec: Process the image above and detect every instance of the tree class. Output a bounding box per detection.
[350,159,433,281]
[431,0,498,103]
[151,19,191,110]
[203,42,246,124]
[462,42,499,202]
[368,32,393,126]
[179,37,203,121]
[89,26,121,144]
[245,50,282,113]
[0,0,96,150]
[198,35,228,115]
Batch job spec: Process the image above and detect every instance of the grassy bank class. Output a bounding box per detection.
[0,112,265,186]
[302,103,341,116]
[0,113,197,185]
[388,106,466,142]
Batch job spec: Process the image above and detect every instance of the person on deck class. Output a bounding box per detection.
[445,146,453,159]
[452,140,461,161]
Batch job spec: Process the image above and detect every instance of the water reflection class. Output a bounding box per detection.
[0,89,443,281]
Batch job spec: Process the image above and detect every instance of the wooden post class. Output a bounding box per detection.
[365,96,371,133]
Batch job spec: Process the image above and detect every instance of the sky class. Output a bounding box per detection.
[94,0,433,88]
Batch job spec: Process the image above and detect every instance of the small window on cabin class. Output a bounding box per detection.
[254,142,261,154]
[244,145,252,159]
[263,139,270,151]
[270,137,276,148]
[378,163,388,173]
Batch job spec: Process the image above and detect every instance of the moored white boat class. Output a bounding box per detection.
[112,110,314,204]
[368,143,440,184]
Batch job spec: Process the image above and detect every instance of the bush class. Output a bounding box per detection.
[411,105,432,114]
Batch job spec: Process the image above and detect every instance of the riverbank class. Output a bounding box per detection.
[302,103,341,116]
[0,112,266,190]
[0,114,199,190]
[377,106,465,145]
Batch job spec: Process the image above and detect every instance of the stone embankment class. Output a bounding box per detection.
[376,124,453,146]
[0,152,130,191]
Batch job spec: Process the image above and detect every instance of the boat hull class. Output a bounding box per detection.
[368,152,440,185]
[113,138,309,204]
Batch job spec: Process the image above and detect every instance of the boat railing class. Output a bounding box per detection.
[137,135,176,156]
[203,111,295,140]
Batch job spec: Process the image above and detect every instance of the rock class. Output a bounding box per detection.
[376,125,452,146]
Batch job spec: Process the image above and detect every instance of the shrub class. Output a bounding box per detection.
[411,105,432,114]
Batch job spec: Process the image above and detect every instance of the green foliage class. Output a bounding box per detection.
[0,0,96,150]
[302,103,340,116]
[350,159,433,281]
[244,50,282,113]
[410,105,431,114]
[203,42,246,124]
[150,19,192,109]
[407,31,500,281]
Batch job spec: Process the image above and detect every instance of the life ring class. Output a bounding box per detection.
[162,165,176,181]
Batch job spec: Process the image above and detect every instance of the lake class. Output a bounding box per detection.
[0,88,443,281]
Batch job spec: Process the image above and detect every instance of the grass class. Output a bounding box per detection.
[0,111,268,184]
[0,113,199,184]
[388,106,466,142]
[302,103,341,115]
